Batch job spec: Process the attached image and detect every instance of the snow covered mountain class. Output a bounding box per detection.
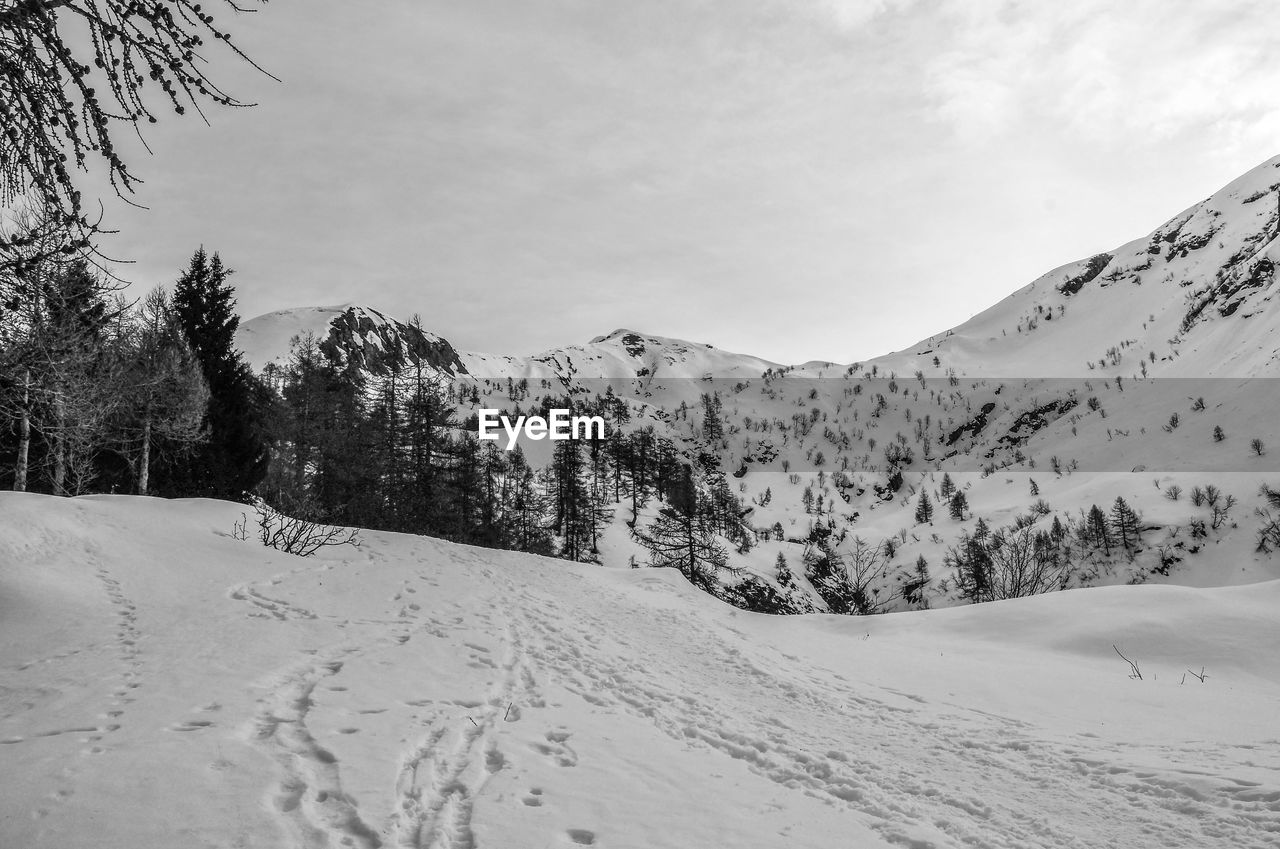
[237,155,1280,382]
[2,494,1277,849]
[232,156,1280,616]
[238,308,790,382]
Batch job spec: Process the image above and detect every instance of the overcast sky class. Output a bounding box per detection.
[91,0,1279,364]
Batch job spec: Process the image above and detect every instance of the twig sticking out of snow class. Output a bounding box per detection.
[1112,644,1143,680]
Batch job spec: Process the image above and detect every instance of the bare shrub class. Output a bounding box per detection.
[246,500,360,557]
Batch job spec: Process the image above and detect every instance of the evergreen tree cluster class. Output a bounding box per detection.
[944,497,1144,603]
[261,342,753,581]
[0,248,264,496]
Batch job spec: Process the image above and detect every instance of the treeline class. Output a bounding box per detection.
[259,336,752,577]
[0,246,269,498]
[1,243,754,594]
[943,497,1144,603]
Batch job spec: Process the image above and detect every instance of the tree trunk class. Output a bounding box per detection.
[14,370,31,492]
[52,395,67,496]
[138,415,151,495]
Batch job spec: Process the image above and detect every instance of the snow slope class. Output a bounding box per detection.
[2,493,1278,849]
[225,158,1280,617]
[236,156,1280,381]
[237,304,357,372]
[871,155,1280,378]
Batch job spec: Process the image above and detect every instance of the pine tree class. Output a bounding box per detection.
[701,391,723,442]
[775,552,792,586]
[1109,496,1140,552]
[951,530,992,603]
[1087,504,1111,555]
[939,472,955,499]
[914,489,933,524]
[505,446,553,555]
[949,489,968,520]
[167,248,269,499]
[904,554,931,608]
[549,438,595,562]
[634,465,729,591]
[1050,515,1066,550]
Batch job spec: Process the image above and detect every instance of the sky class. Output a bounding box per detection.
[82,0,1280,365]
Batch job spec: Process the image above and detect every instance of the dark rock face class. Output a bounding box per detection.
[947,402,998,447]
[621,333,647,358]
[1057,253,1113,296]
[319,308,470,376]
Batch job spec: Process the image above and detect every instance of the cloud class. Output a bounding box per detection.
[919,1,1280,153]
[814,0,917,29]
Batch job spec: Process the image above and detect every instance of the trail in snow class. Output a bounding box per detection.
[1,496,1277,849]
[218,538,1280,849]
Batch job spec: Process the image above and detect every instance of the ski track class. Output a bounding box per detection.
[388,616,524,849]
[229,554,1279,849]
[252,649,387,849]
[237,557,538,849]
[501,573,1280,849]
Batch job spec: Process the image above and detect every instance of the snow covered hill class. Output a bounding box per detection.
[236,155,1280,382]
[2,493,1278,849]
[230,156,1280,616]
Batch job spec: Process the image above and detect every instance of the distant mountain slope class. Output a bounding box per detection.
[874,154,1280,378]
[237,156,1280,381]
[231,156,1280,617]
[238,310,789,381]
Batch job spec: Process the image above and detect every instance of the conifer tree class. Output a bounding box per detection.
[701,391,723,442]
[634,464,729,591]
[940,471,956,499]
[1087,504,1111,555]
[167,248,269,499]
[1109,496,1140,552]
[949,489,968,520]
[550,437,596,562]
[915,489,933,524]
[505,446,553,555]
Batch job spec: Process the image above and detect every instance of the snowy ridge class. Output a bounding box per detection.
[873,154,1280,378]
[237,156,1280,381]
[227,157,1280,618]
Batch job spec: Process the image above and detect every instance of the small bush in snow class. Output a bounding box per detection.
[240,500,360,557]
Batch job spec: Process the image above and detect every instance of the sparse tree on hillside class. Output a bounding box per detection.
[939,472,955,499]
[914,489,933,524]
[634,465,731,591]
[1109,496,1141,553]
[1087,504,1111,555]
